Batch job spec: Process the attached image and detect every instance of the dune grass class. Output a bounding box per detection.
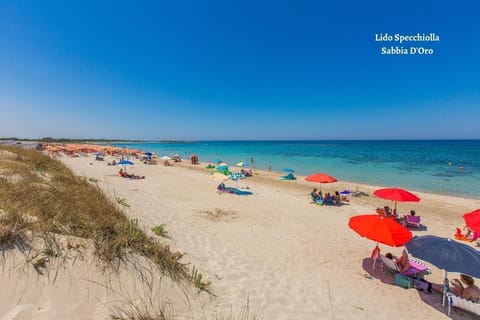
[0,145,188,281]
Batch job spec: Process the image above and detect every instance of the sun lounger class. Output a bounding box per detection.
[405,215,421,228]
[454,228,479,242]
[447,293,480,317]
[380,254,430,276]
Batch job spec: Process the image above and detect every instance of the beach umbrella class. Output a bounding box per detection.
[373,188,420,212]
[229,172,245,186]
[282,168,295,173]
[349,214,412,269]
[349,214,412,247]
[236,161,249,168]
[305,173,337,183]
[213,159,222,164]
[118,160,134,173]
[144,152,153,157]
[160,156,170,160]
[406,236,480,278]
[305,173,337,191]
[463,209,480,232]
[405,235,480,305]
[217,163,229,172]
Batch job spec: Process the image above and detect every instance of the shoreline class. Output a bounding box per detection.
[39,141,480,200]
[179,158,480,203]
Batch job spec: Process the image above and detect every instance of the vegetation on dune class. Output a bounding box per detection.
[0,145,264,319]
[0,145,188,280]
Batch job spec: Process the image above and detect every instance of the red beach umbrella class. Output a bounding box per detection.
[348,214,413,247]
[305,173,337,183]
[373,187,420,212]
[463,209,480,232]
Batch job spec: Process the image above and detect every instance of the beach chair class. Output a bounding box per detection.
[405,215,421,228]
[380,254,430,276]
[447,293,480,317]
[454,228,479,242]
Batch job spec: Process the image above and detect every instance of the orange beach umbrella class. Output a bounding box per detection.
[373,188,420,212]
[348,214,412,247]
[305,173,337,183]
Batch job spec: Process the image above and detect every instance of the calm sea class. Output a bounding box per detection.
[112,140,480,199]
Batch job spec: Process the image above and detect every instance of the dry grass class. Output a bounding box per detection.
[0,145,188,281]
[199,208,238,221]
[0,210,32,251]
[109,301,173,320]
[0,145,269,319]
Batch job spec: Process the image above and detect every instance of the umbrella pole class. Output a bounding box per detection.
[442,270,449,306]
[372,243,380,270]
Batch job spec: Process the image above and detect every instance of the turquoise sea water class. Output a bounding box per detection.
[112,140,480,199]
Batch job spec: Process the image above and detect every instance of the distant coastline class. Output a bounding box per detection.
[2,137,480,143]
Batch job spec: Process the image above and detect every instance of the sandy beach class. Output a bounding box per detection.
[2,152,480,320]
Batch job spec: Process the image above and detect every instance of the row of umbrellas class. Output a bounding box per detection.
[120,157,480,287]
[116,156,480,293]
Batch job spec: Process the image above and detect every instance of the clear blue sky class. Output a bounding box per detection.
[1,0,479,140]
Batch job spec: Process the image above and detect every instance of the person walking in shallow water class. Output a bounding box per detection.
[250,157,255,170]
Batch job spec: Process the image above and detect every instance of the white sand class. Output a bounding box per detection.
[2,153,480,319]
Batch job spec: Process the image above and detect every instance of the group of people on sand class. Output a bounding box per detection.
[377,206,418,220]
[386,250,480,302]
[310,188,343,206]
[376,205,398,217]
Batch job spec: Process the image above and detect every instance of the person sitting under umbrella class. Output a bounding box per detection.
[450,274,480,303]
[385,250,411,273]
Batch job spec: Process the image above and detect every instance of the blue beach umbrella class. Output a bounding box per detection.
[145,152,153,157]
[118,160,134,165]
[405,235,480,305]
[118,160,134,173]
[217,163,229,172]
[228,172,246,186]
[406,235,480,278]
[282,168,295,173]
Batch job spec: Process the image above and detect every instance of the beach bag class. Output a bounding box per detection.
[394,274,411,289]
[411,277,432,292]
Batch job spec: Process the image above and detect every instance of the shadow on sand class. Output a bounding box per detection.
[361,258,478,320]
